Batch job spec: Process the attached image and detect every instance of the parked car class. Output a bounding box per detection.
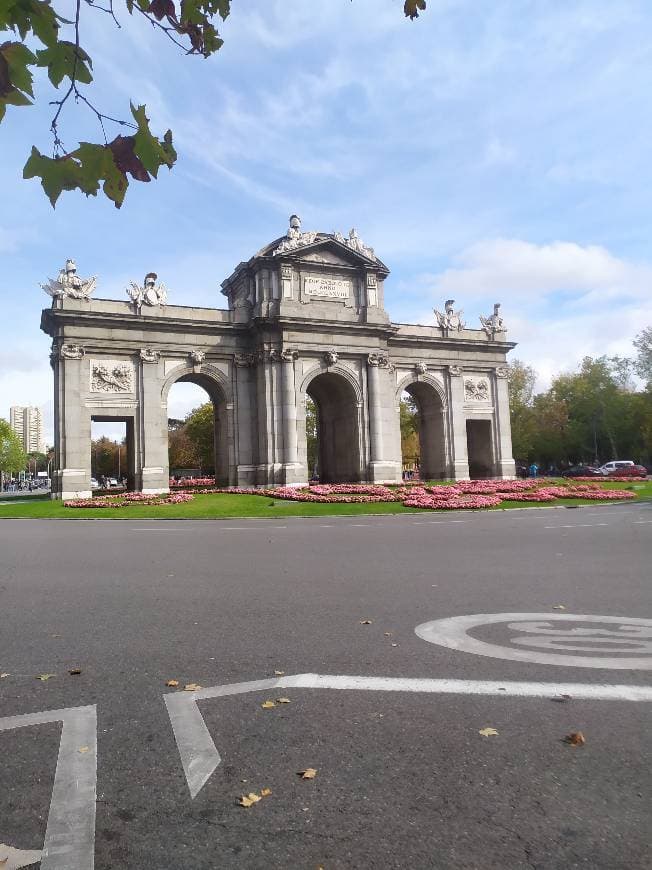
[107,477,120,487]
[560,465,603,478]
[604,464,646,478]
[597,460,646,477]
[91,478,99,488]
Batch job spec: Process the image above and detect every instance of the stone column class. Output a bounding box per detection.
[367,353,384,465]
[52,343,93,499]
[493,365,516,478]
[277,349,303,484]
[366,352,401,483]
[139,349,169,494]
[448,365,470,480]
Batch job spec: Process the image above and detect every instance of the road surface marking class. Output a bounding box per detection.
[0,705,97,870]
[165,673,652,799]
[634,520,652,524]
[544,523,609,528]
[415,613,652,669]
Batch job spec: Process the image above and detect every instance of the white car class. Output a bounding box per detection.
[597,460,634,475]
[91,478,99,488]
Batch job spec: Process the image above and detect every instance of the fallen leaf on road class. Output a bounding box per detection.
[274,670,285,676]
[298,768,317,779]
[478,727,499,737]
[0,844,43,869]
[183,683,202,691]
[384,632,392,636]
[68,668,82,676]
[552,604,566,610]
[551,694,572,703]
[359,619,373,625]
[0,673,9,679]
[36,674,55,681]
[260,788,272,797]
[261,700,276,709]
[165,679,179,687]
[78,746,90,754]
[238,792,262,808]
[276,697,291,704]
[563,731,585,746]
[391,643,399,647]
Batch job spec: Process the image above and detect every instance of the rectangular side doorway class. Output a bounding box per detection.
[466,419,493,479]
[91,417,136,491]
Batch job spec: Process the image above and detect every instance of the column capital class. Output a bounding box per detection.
[367,352,390,368]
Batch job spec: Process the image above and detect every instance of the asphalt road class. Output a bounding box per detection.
[1,502,651,869]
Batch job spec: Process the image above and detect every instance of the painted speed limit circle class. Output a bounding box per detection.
[414,613,652,669]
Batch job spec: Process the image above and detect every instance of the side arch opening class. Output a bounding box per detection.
[400,381,447,480]
[166,374,229,486]
[306,372,361,483]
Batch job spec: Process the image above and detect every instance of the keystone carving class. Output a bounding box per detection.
[189,350,206,368]
[323,350,338,366]
[414,362,428,375]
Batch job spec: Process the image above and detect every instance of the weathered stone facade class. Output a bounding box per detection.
[41,220,516,499]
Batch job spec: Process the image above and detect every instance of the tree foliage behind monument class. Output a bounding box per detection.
[0,419,28,487]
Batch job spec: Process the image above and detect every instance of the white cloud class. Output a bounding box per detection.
[425,239,652,303]
[415,238,652,388]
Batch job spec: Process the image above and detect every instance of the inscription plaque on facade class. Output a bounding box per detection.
[304,276,350,299]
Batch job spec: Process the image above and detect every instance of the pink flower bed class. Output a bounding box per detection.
[170,477,215,488]
[65,492,195,508]
[209,479,636,510]
[64,477,636,511]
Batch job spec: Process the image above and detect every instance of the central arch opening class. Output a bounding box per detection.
[166,375,228,485]
[400,382,447,480]
[306,372,361,483]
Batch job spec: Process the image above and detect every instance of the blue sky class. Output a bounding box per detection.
[2,0,652,443]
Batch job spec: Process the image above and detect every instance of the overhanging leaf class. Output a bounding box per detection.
[36,40,93,88]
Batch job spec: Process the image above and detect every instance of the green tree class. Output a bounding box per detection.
[507,360,536,461]
[305,396,318,478]
[0,419,27,490]
[399,396,419,466]
[633,327,652,385]
[91,435,119,477]
[1,1,425,208]
[183,402,215,472]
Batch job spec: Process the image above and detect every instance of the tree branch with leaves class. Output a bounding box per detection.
[1,0,426,208]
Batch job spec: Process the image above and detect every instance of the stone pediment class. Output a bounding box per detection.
[257,233,389,274]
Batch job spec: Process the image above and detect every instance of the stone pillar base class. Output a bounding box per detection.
[496,459,516,479]
[141,467,169,494]
[51,469,92,500]
[280,463,308,487]
[367,461,402,484]
[452,461,470,481]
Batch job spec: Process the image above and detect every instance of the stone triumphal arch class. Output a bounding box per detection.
[41,218,516,499]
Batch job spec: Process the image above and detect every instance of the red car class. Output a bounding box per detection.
[605,464,647,478]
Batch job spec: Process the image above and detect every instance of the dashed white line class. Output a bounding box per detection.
[545,523,609,529]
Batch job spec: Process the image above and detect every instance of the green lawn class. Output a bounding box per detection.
[0,480,649,520]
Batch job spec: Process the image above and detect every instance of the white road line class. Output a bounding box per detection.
[544,523,609,529]
[165,673,652,799]
[633,520,652,524]
[0,705,97,870]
